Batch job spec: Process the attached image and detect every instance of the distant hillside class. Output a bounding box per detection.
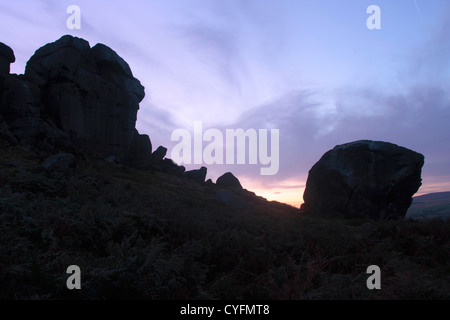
[406,192,450,220]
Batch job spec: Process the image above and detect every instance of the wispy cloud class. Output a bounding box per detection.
[2,0,450,206]
[414,0,424,25]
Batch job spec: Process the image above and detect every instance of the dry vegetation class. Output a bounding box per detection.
[1,146,449,299]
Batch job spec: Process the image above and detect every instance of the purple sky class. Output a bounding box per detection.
[1,0,449,207]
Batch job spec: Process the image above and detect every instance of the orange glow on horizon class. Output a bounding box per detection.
[240,178,305,209]
[239,176,450,209]
[414,177,450,197]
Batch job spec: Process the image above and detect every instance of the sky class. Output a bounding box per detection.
[1,0,449,207]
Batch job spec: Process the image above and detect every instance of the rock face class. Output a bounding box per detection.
[0,42,15,74]
[216,172,243,191]
[0,35,151,166]
[300,140,424,220]
[24,35,146,161]
[125,129,152,168]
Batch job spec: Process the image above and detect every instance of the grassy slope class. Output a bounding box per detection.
[0,146,449,299]
[407,192,450,221]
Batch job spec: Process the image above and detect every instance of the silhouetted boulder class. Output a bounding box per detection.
[152,146,167,162]
[300,140,424,220]
[185,166,207,183]
[23,35,146,162]
[0,42,15,74]
[216,172,243,191]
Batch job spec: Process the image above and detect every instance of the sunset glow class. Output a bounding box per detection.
[1,0,449,206]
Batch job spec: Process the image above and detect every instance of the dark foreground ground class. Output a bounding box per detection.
[0,146,449,299]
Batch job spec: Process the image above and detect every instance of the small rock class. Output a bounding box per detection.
[185,166,207,183]
[43,153,76,177]
[152,146,167,162]
[216,172,243,191]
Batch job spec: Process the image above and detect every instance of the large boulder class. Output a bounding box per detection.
[0,42,15,74]
[24,35,146,162]
[300,140,424,220]
[216,172,243,191]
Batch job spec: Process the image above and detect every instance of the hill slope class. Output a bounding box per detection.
[407,192,450,221]
[1,146,449,299]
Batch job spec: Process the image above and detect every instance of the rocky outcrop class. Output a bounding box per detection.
[185,166,207,184]
[145,145,186,175]
[0,42,59,150]
[24,35,145,162]
[0,35,151,167]
[216,172,243,191]
[300,140,424,220]
[125,129,152,168]
[152,146,167,162]
[0,42,15,74]
[0,73,63,150]
[161,158,186,175]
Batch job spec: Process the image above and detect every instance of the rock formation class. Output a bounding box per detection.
[0,35,152,166]
[216,172,243,191]
[125,129,152,168]
[152,146,168,162]
[0,47,54,149]
[185,166,207,184]
[300,140,424,220]
[25,35,147,161]
[0,42,15,74]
